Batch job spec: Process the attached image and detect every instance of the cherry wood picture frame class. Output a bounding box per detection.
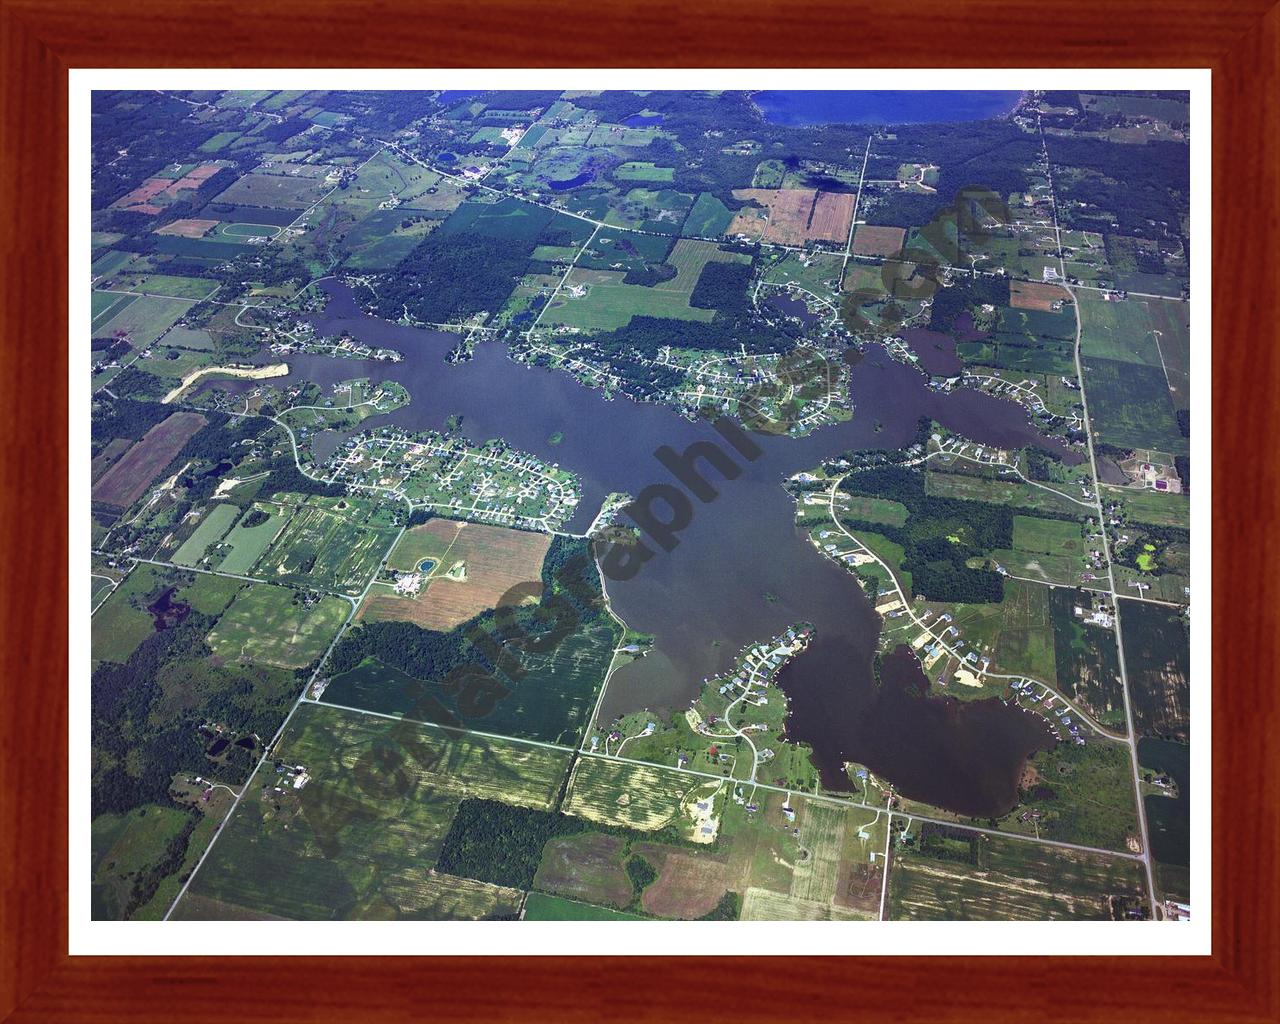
[2,1,1275,1019]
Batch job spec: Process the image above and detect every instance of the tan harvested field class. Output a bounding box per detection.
[164,164,223,195]
[726,207,767,242]
[730,188,854,247]
[733,188,815,246]
[112,178,171,211]
[156,218,219,238]
[808,191,856,243]
[359,520,550,631]
[1010,280,1072,311]
[91,411,206,508]
[852,224,907,257]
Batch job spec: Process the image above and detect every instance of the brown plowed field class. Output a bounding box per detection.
[1010,281,1072,311]
[91,411,207,508]
[808,191,856,243]
[851,224,907,257]
[359,521,550,631]
[634,843,730,920]
[731,188,855,247]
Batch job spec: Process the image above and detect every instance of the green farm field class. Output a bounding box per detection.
[543,240,747,331]
[254,495,400,594]
[205,584,349,670]
[1082,357,1187,454]
[94,294,195,348]
[91,290,139,333]
[522,891,645,920]
[217,499,297,575]
[888,824,1147,920]
[562,756,704,834]
[171,503,241,566]
[175,703,566,920]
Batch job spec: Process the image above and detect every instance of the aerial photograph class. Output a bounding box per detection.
[87,87,1192,924]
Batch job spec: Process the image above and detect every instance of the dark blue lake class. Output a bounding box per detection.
[548,170,596,191]
[753,90,1022,126]
[232,282,1079,817]
[622,113,664,128]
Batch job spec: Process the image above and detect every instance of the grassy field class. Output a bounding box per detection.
[1082,356,1187,455]
[562,757,706,835]
[94,294,196,348]
[205,584,349,670]
[1078,294,1166,365]
[523,891,645,920]
[888,823,1148,920]
[533,831,634,908]
[924,465,1082,515]
[91,290,139,332]
[255,495,400,594]
[91,564,169,663]
[92,249,137,277]
[171,503,241,566]
[1101,484,1190,528]
[682,192,734,237]
[541,240,746,332]
[91,802,196,920]
[997,738,1140,851]
[834,494,909,528]
[762,251,844,297]
[217,498,297,575]
[440,195,592,245]
[105,274,220,300]
[175,703,568,920]
[211,172,332,209]
[940,579,1058,684]
[1120,599,1189,743]
[614,162,674,182]
[1012,515,1086,556]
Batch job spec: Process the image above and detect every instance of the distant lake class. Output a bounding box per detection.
[753,90,1022,126]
